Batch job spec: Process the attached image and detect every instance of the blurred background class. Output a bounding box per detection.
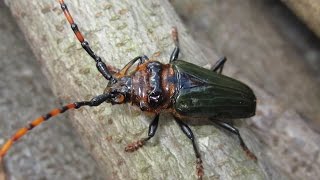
[1,0,319,179]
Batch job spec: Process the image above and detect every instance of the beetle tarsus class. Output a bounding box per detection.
[242,144,257,161]
[213,120,257,161]
[175,118,204,178]
[196,158,204,180]
[125,114,159,152]
[125,140,144,152]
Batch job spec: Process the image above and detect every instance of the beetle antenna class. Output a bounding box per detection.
[0,93,111,158]
[58,0,116,83]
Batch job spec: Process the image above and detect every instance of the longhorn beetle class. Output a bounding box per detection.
[0,0,257,179]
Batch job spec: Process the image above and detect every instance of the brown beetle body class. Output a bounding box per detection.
[104,60,177,114]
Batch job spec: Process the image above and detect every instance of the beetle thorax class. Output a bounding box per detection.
[131,61,176,113]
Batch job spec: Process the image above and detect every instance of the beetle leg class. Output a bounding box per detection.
[140,55,149,64]
[115,56,148,78]
[175,118,204,180]
[211,56,227,74]
[214,121,257,161]
[170,27,180,62]
[125,114,159,152]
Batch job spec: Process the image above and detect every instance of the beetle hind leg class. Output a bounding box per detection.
[125,114,159,152]
[175,118,204,180]
[214,121,257,161]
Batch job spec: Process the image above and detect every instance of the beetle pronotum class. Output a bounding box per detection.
[0,1,257,179]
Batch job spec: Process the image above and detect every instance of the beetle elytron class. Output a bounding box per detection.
[0,0,257,179]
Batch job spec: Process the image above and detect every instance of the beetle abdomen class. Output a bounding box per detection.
[172,60,256,119]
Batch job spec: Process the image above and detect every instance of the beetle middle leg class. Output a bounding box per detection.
[170,27,180,62]
[175,118,204,180]
[125,114,159,152]
[211,56,227,74]
[213,120,257,161]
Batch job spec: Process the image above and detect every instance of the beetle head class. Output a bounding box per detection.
[104,77,131,104]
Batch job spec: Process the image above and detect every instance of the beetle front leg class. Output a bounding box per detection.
[125,114,159,152]
[211,56,227,74]
[175,118,204,180]
[214,121,257,161]
[170,27,180,62]
[115,55,149,78]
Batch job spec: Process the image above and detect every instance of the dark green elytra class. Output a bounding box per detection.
[172,60,256,119]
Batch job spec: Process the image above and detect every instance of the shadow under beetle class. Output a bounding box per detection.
[0,0,257,179]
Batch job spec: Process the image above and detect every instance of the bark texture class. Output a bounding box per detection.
[2,0,267,179]
[281,0,320,38]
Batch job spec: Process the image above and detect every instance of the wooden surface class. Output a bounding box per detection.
[3,0,266,179]
[3,0,320,179]
[281,0,320,38]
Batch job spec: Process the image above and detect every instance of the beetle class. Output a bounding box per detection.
[0,0,257,179]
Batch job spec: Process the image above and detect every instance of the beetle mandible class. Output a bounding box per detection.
[0,0,257,179]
